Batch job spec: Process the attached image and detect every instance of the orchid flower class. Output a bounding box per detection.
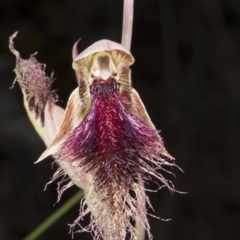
[9,1,179,239]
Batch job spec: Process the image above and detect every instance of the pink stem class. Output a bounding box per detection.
[121,0,134,51]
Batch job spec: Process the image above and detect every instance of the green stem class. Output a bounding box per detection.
[23,190,84,240]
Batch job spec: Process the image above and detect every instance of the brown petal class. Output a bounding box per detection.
[126,89,155,128]
[126,89,174,160]
[117,62,132,104]
[36,87,91,163]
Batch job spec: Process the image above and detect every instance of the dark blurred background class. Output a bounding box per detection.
[0,0,240,239]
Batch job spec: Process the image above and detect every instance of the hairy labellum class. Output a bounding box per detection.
[59,78,164,190]
[55,77,176,239]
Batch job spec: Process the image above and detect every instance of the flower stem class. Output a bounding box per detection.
[121,0,134,51]
[23,190,84,240]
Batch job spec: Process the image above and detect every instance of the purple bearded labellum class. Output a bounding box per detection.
[36,40,178,240]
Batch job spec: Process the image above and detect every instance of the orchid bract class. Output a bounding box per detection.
[9,1,179,239]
